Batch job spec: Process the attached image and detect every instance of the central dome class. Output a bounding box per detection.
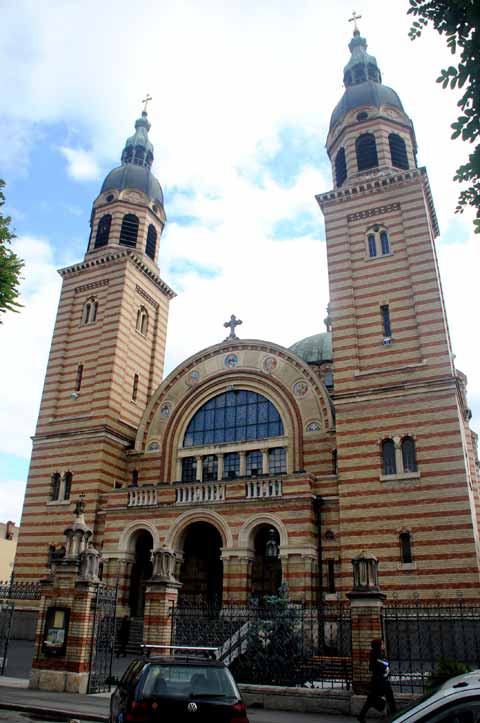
[101,165,164,205]
[289,332,332,364]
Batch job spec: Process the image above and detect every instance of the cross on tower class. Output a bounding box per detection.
[348,10,362,32]
[224,314,243,340]
[142,93,152,113]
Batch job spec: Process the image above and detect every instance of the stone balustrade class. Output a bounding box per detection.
[245,478,282,499]
[128,487,158,507]
[175,482,225,505]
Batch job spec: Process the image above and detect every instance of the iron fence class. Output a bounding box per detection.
[170,601,352,688]
[0,581,41,601]
[87,582,118,693]
[384,598,480,693]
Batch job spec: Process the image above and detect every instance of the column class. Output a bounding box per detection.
[239,452,246,477]
[217,453,224,481]
[261,448,269,475]
[393,435,402,474]
[196,456,203,482]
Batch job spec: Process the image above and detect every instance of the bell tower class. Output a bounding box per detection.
[317,25,480,597]
[15,106,175,580]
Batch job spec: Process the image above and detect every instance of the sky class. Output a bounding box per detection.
[1,0,479,525]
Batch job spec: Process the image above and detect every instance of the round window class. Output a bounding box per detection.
[106,194,114,203]
[356,111,368,122]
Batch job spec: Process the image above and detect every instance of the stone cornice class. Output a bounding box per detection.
[58,249,176,299]
[316,166,439,238]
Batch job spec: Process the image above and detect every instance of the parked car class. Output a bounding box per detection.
[390,670,480,723]
[110,648,249,723]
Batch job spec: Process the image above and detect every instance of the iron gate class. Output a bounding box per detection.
[87,582,118,693]
[0,581,40,677]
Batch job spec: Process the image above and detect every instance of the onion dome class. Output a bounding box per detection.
[330,28,404,131]
[100,109,164,206]
[289,332,332,364]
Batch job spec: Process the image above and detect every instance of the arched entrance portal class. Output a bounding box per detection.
[251,526,282,600]
[178,522,223,607]
[129,530,153,617]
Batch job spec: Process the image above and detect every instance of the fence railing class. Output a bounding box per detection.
[384,598,480,693]
[175,482,225,505]
[0,581,41,601]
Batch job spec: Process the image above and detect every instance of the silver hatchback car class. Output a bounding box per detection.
[391,671,480,723]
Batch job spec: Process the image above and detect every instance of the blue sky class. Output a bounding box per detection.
[1,0,479,523]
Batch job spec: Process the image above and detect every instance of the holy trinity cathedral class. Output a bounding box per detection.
[15,25,480,619]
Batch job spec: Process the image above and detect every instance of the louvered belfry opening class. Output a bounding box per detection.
[356,133,378,171]
[146,224,157,260]
[119,214,139,247]
[94,214,112,248]
[389,133,409,170]
[335,148,347,187]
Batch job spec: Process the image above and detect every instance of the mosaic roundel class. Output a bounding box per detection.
[263,356,278,374]
[293,380,309,398]
[306,421,321,432]
[224,353,239,369]
[186,369,201,386]
[160,402,171,418]
[147,441,160,451]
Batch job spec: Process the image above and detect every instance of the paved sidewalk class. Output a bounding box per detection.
[0,678,357,722]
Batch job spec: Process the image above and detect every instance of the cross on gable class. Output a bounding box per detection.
[224,314,243,340]
[348,10,362,32]
[142,94,152,112]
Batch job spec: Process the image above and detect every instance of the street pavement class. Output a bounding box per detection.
[0,678,358,722]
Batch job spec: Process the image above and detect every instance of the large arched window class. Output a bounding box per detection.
[82,297,98,324]
[335,148,347,187]
[136,307,148,336]
[146,225,157,260]
[119,214,139,247]
[382,439,396,475]
[389,133,409,170]
[356,133,378,171]
[183,390,284,448]
[94,214,111,249]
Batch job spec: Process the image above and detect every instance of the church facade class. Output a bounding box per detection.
[14,26,480,618]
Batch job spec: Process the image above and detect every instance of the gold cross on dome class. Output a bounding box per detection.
[348,10,362,32]
[142,93,152,112]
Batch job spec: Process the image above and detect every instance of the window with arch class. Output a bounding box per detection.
[133,146,145,166]
[50,471,72,502]
[356,133,378,171]
[366,226,391,258]
[82,297,98,325]
[382,439,396,475]
[94,214,112,249]
[399,531,413,563]
[146,225,157,260]
[335,148,347,187]
[119,214,139,247]
[130,469,139,487]
[183,390,284,448]
[402,436,417,472]
[136,307,148,336]
[75,364,84,392]
[389,133,409,170]
[51,473,61,501]
[63,471,72,500]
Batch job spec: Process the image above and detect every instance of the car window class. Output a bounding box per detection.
[419,696,480,723]
[121,659,145,686]
[140,664,238,699]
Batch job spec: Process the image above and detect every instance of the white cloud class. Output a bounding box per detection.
[59,146,101,181]
[0,480,26,526]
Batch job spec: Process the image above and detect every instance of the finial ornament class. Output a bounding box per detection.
[224,314,243,340]
[142,93,153,113]
[348,10,362,33]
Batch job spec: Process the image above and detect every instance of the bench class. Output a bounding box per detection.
[297,655,353,689]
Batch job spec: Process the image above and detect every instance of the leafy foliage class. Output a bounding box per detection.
[427,656,471,692]
[408,0,480,233]
[0,180,24,321]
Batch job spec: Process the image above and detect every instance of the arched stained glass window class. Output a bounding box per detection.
[402,437,417,472]
[380,230,390,255]
[146,225,157,260]
[51,473,61,501]
[356,133,378,171]
[183,390,284,448]
[94,214,112,249]
[335,148,347,187]
[119,214,139,248]
[382,439,396,475]
[368,234,377,257]
[389,133,409,170]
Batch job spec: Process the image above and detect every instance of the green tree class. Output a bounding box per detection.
[0,180,24,321]
[408,0,480,232]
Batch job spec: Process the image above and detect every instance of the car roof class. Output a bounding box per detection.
[392,671,480,723]
[144,656,227,667]
[438,671,480,692]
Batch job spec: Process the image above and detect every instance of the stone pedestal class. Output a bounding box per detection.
[143,547,182,650]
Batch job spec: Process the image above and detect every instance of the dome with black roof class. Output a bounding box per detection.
[289,331,332,364]
[100,110,164,206]
[329,28,404,131]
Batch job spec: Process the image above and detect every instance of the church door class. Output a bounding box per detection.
[129,530,153,618]
[178,522,223,607]
[251,526,282,601]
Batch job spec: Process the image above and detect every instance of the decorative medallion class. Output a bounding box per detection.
[147,441,160,451]
[293,380,309,398]
[263,356,278,374]
[306,421,321,432]
[224,353,238,369]
[186,369,201,386]
[160,402,171,418]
